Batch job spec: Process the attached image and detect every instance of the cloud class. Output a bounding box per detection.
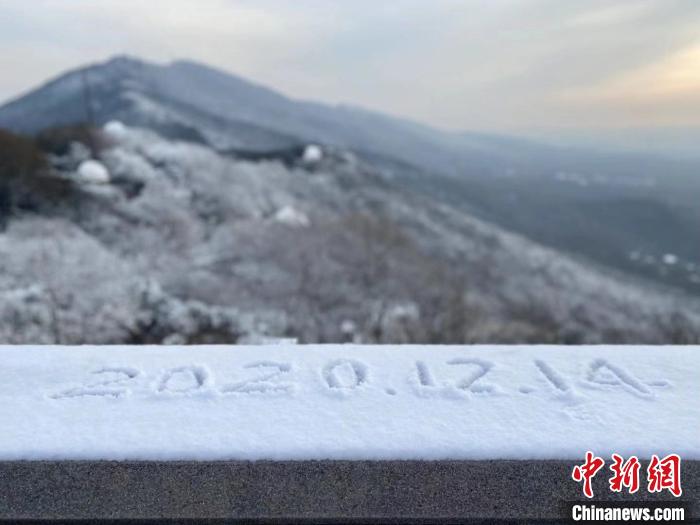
[1,0,699,131]
[565,2,655,27]
[557,41,700,126]
[567,42,700,100]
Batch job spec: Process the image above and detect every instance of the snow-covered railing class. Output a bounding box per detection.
[2,345,696,460]
[1,345,697,522]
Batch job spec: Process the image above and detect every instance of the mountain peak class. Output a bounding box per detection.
[91,54,162,78]
[103,54,146,67]
[98,54,154,72]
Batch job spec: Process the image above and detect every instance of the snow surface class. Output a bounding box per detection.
[273,206,310,227]
[0,345,697,461]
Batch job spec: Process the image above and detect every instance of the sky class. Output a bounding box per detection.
[1,0,700,134]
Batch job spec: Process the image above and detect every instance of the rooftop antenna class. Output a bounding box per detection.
[80,68,98,157]
[80,69,96,126]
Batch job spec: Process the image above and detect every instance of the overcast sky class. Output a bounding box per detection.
[1,0,699,133]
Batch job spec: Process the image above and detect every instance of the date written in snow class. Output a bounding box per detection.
[50,358,671,400]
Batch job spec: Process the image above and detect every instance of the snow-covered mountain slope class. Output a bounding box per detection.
[1,344,697,460]
[0,56,512,175]
[2,56,699,295]
[0,122,698,344]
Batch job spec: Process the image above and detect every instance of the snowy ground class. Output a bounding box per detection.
[0,345,697,461]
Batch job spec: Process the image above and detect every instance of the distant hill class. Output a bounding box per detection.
[1,55,699,296]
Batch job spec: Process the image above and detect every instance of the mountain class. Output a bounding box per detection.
[0,56,699,344]
[1,121,698,345]
[2,56,699,295]
[0,56,505,174]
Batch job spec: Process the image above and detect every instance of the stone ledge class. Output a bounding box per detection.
[0,460,697,523]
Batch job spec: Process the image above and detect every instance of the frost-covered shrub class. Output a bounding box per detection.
[0,218,139,343]
[35,123,107,158]
[0,129,50,218]
[1,123,698,345]
[126,280,245,344]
